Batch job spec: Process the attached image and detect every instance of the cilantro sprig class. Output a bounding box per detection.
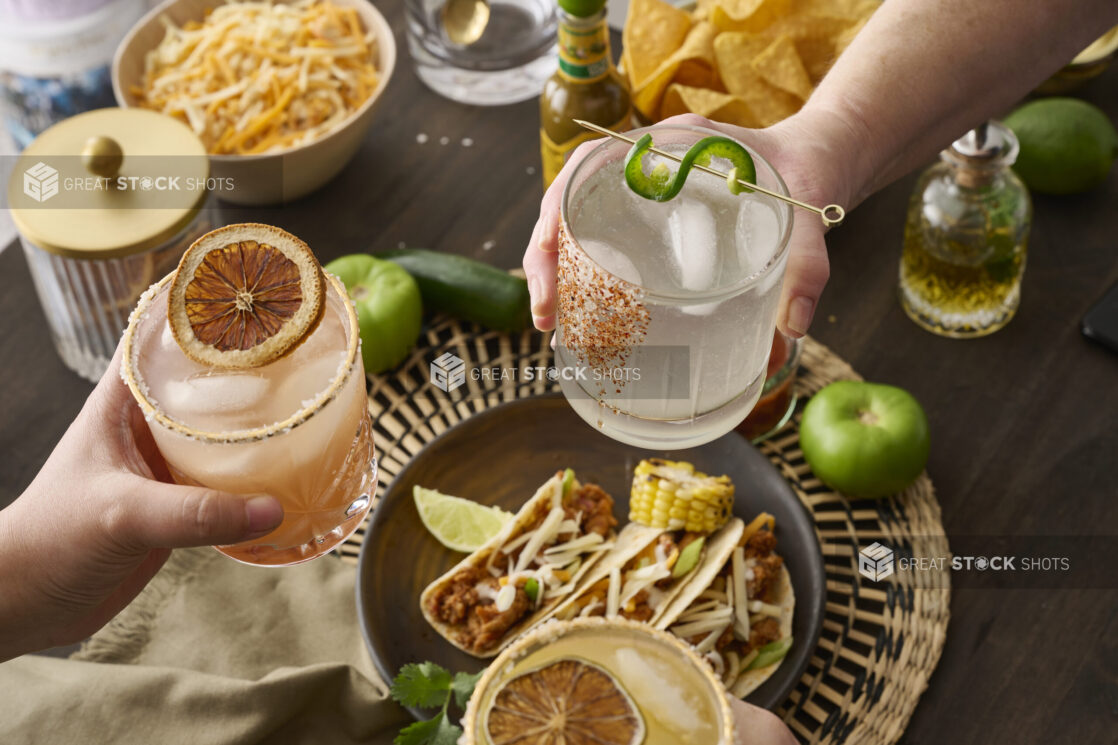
[390,662,484,745]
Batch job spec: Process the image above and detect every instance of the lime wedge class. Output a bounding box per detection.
[414,486,514,553]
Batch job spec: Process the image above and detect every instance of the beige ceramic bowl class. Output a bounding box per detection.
[112,0,396,205]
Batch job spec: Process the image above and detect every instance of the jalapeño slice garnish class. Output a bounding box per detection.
[623,133,757,202]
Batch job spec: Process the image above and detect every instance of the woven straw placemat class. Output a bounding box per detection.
[342,317,951,745]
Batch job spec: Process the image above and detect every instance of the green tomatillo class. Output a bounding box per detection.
[325,254,422,375]
[799,381,930,499]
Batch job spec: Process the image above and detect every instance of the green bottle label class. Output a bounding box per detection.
[557,15,610,83]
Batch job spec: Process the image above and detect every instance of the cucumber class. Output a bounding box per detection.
[378,248,532,332]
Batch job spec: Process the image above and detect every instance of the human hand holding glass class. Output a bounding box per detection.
[524,113,841,341]
[0,346,284,662]
[524,114,843,448]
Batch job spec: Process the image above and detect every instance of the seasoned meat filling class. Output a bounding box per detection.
[747,616,782,650]
[426,569,533,654]
[744,531,783,601]
[567,483,617,537]
[623,590,656,622]
[426,566,482,626]
[468,582,532,652]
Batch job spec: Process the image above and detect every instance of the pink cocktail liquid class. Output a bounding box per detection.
[125,275,375,566]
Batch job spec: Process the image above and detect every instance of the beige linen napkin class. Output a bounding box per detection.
[0,548,412,745]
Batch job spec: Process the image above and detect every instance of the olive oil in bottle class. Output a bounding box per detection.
[539,0,632,188]
[898,121,1031,338]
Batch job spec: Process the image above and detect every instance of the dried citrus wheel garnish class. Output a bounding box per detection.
[485,658,645,745]
[168,223,325,368]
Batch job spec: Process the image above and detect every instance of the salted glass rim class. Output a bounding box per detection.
[461,616,736,745]
[120,270,361,445]
[560,124,794,303]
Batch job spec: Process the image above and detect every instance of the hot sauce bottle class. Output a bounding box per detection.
[539,0,632,188]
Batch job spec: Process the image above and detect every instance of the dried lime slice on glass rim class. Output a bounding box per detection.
[168,222,325,369]
[485,657,646,745]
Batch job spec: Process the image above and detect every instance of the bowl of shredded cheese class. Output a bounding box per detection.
[113,0,395,204]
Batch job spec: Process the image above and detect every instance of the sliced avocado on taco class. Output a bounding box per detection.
[659,513,794,697]
[548,517,745,627]
[420,470,619,657]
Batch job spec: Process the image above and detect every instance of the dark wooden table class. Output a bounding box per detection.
[1,2,1115,742]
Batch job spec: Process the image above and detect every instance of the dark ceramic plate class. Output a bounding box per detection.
[356,393,824,715]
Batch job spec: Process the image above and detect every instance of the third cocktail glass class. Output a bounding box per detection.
[556,125,793,449]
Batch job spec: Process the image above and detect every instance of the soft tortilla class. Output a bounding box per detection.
[547,517,745,628]
[729,564,794,697]
[418,474,611,658]
[656,523,795,697]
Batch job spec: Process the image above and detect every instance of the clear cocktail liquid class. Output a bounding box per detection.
[558,134,790,449]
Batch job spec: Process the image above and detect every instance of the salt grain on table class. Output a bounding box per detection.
[439,136,449,145]
[526,166,536,175]
[416,133,428,144]
[461,137,474,147]
[482,240,496,251]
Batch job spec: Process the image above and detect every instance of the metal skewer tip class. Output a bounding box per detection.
[573,119,845,228]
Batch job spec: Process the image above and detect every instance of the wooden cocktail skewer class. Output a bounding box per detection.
[574,119,846,228]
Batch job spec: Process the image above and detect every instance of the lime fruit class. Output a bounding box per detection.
[325,254,422,374]
[799,381,930,499]
[414,486,514,552]
[1004,98,1118,194]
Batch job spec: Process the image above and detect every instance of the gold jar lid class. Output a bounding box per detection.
[8,108,209,260]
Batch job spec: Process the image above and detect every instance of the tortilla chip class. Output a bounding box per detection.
[660,84,761,129]
[834,14,871,53]
[751,34,813,101]
[622,0,692,90]
[621,0,878,122]
[792,0,878,21]
[714,32,803,126]
[710,0,792,33]
[772,17,848,80]
[692,0,719,21]
[632,21,720,120]
[768,3,878,80]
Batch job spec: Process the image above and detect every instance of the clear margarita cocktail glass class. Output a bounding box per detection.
[557,125,793,449]
[121,263,375,567]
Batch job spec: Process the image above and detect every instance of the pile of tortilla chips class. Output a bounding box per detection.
[621,0,877,127]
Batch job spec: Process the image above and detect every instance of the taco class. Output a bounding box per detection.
[548,517,745,627]
[658,513,794,697]
[420,469,619,657]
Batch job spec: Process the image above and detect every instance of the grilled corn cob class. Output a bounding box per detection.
[629,459,734,532]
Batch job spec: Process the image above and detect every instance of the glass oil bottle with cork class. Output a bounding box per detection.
[898,121,1032,337]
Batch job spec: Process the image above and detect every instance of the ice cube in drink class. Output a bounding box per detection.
[557,131,791,449]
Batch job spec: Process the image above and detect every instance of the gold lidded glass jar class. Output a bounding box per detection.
[898,120,1032,338]
[462,617,736,745]
[7,107,210,381]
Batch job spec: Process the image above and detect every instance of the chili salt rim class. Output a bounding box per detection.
[120,271,361,445]
[560,124,794,303]
[460,616,736,745]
